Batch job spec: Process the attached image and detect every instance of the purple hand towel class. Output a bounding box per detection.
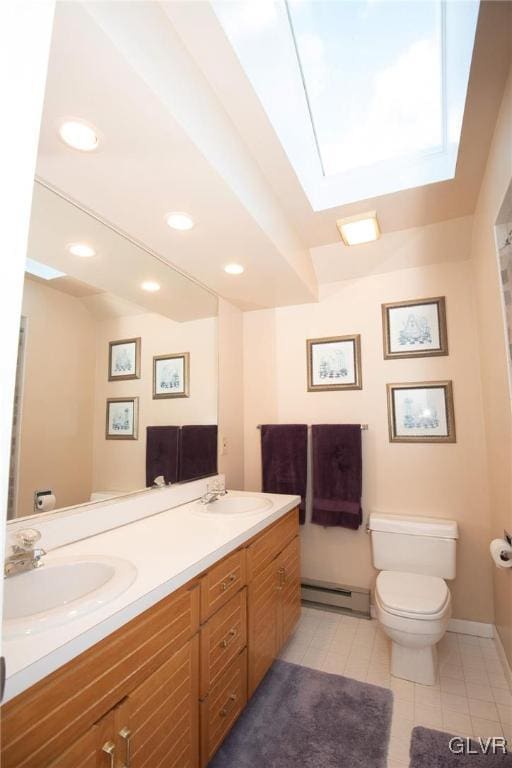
[146,426,179,487]
[179,425,218,482]
[312,424,362,529]
[261,424,308,524]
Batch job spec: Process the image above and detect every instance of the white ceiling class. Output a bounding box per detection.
[33,1,512,309]
[28,183,218,322]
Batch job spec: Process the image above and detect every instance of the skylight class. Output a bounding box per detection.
[286,1,444,177]
[25,258,66,281]
[213,0,479,210]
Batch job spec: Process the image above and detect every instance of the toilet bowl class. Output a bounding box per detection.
[375,570,451,685]
[368,513,458,686]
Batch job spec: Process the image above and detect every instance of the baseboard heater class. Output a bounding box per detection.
[301,578,371,619]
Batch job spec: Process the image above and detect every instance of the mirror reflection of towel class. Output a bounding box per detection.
[261,425,307,524]
[179,425,218,482]
[146,426,179,487]
[312,425,362,529]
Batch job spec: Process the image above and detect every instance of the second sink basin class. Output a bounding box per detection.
[3,555,137,638]
[194,493,273,516]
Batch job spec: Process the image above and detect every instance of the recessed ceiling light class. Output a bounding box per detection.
[141,281,160,292]
[59,120,99,152]
[224,263,245,275]
[67,242,96,258]
[336,211,380,246]
[166,212,194,231]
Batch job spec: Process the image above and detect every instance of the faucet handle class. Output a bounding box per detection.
[16,528,41,550]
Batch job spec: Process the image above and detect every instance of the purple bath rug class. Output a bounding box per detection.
[409,725,512,767]
[209,659,392,767]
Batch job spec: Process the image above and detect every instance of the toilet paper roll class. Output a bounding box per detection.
[36,493,56,513]
[490,538,512,569]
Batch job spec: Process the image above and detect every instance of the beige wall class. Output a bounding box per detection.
[17,278,96,515]
[470,62,512,661]
[218,298,244,489]
[92,312,217,493]
[243,256,494,623]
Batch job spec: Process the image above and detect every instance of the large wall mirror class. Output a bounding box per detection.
[7,181,218,521]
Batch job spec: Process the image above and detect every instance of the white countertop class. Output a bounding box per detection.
[3,490,299,703]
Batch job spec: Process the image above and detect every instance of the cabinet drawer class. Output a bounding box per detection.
[200,588,247,699]
[247,508,299,581]
[200,649,247,767]
[200,549,246,622]
[1,584,200,768]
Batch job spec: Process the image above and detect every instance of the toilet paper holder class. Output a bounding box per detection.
[34,489,54,513]
[497,529,512,563]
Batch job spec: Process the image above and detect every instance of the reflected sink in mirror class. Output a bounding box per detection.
[3,555,137,638]
[194,493,273,517]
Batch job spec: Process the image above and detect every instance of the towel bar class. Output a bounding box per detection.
[257,424,368,430]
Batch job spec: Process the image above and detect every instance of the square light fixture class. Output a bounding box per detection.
[336,211,380,246]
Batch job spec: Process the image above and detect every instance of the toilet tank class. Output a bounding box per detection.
[369,513,458,579]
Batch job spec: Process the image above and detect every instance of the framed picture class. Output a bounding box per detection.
[382,297,448,359]
[108,337,141,381]
[106,397,139,440]
[307,335,362,391]
[387,381,456,443]
[153,353,190,399]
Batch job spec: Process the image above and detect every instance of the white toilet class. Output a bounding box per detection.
[368,513,458,686]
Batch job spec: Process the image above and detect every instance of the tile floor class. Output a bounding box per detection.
[279,607,512,767]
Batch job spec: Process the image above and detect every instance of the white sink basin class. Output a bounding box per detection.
[3,555,137,638]
[194,493,273,517]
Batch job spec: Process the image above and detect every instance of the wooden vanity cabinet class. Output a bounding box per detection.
[1,507,300,768]
[247,511,301,696]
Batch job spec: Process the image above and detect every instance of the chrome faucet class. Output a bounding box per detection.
[4,528,46,577]
[200,479,227,505]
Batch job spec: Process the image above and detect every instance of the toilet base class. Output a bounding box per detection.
[391,641,438,686]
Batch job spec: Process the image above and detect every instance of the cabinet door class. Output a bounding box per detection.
[247,556,280,697]
[278,535,301,650]
[114,635,200,768]
[47,710,115,768]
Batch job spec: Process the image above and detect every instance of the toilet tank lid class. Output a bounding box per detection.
[369,513,458,539]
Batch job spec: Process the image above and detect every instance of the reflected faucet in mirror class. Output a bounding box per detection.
[200,479,228,505]
[4,529,46,577]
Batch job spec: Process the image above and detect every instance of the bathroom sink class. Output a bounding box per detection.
[194,493,273,517]
[3,555,137,638]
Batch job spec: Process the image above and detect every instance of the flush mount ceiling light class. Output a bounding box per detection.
[224,263,245,275]
[59,120,99,152]
[67,242,96,258]
[141,280,161,292]
[166,212,194,231]
[336,211,380,246]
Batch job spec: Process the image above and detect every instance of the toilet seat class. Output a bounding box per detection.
[376,571,450,621]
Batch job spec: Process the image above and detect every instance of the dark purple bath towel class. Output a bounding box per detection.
[261,424,307,524]
[312,424,362,529]
[179,425,218,482]
[146,426,179,487]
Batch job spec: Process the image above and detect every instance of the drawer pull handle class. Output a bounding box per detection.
[220,628,237,649]
[119,726,132,767]
[277,566,285,590]
[102,741,116,768]
[220,573,237,591]
[220,693,237,717]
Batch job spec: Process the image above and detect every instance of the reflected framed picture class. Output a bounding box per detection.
[307,335,362,391]
[382,297,448,359]
[108,337,141,381]
[106,397,139,440]
[153,353,190,399]
[387,381,456,443]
